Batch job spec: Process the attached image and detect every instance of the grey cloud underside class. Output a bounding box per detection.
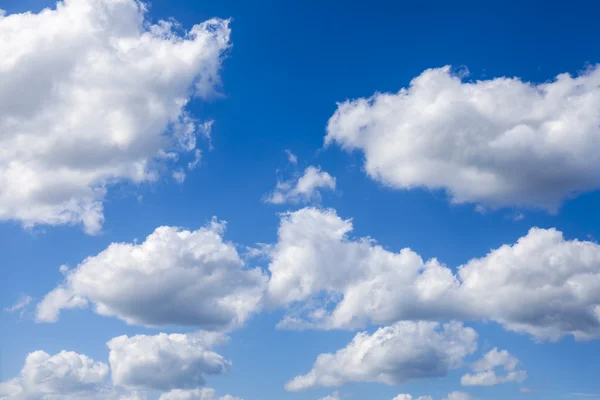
[0,334,238,399]
[268,208,600,341]
[285,321,478,391]
[36,221,267,331]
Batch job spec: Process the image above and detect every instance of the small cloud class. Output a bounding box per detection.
[4,294,34,320]
[244,243,273,259]
[172,169,186,184]
[264,166,336,205]
[285,149,298,164]
[519,387,535,393]
[461,348,527,387]
[59,265,70,276]
[188,149,202,170]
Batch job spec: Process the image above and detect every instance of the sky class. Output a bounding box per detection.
[1,0,600,399]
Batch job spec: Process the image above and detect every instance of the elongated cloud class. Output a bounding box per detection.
[0,0,230,233]
[326,65,600,212]
[268,207,600,341]
[285,321,477,391]
[36,220,267,330]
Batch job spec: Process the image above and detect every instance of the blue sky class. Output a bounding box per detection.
[1,1,600,399]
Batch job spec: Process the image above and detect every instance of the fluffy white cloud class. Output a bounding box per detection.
[108,332,229,391]
[461,348,526,386]
[0,0,230,234]
[158,389,240,400]
[443,392,472,400]
[36,220,267,330]
[393,395,433,400]
[268,207,600,341]
[284,321,477,391]
[326,65,600,212]
[0,350,108,399]
[265,166,336,204]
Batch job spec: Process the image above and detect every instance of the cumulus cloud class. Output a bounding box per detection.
[443,392,472,400]
[0,0,230,234]
[36,220,267,330]
[0,346,235,400]
[265,166,336,205]
[159,389,240,400]
[326,65,600,212]
[108,332,229,391]
[461,348,526,386]
[284,321,477,391]
[0,350,108,399]
[268,207,600,341]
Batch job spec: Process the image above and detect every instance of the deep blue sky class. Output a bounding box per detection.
[2,1,600,399]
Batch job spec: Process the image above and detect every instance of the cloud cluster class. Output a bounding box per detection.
[326,65,600,212]
[36,220,267,331]
[265,166,336,205]
[0,350,108,399]
[284,321,477,391]
[0,0,230,233]
[268,207,600,341]
[0,334,238,400]
[461,348,526,386]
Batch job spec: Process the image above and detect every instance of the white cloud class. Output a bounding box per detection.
[326,65,600,212]
[0,350,108,399]
[0,0,230,234]
[36,220,267,330]
[108,332,229,391]
[284,321,477,391]
[159,389,241,400]
[285,150,298,164]
[4,294,33,313]
[265,166,336,204]
[173,169,186,184]
[393,395,433,400]
[461,348,526,386]
[319,392,340,400]
[268,207,600,341]
[443,392,472,400]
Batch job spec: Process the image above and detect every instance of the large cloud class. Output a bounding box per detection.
[461,348,526,386]
[0,345,236,400]
[284,321,477,391]
[268,207,600,341]
[264,166,336,205]
[0,350,109,399]
[108,332,229,391]
[326,65,600,212]
[0,0,230,234]
[36,220,267,330]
